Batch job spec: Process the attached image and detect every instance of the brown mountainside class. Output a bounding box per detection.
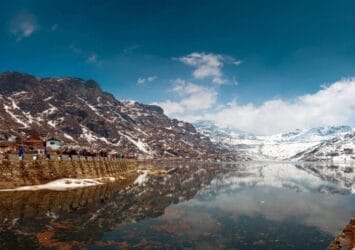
[0,71,232,159]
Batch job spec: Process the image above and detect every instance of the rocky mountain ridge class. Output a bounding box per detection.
[0,71,232,159]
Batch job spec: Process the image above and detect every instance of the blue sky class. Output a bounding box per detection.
[1,0,355,134]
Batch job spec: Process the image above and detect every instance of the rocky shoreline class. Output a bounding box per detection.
[0,162,222,249]
[328,217,355,249]
[0,158,137,189]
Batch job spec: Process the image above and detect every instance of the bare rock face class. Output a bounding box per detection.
[0,71,230,159]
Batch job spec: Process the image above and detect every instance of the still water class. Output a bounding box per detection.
[0,161,354,249]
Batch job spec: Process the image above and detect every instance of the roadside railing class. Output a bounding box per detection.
[0,153,125,162]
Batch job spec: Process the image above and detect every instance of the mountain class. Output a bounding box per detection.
[0,72,231,159]
[193,120,264,160]
[255,126,354,160]
[193,120,256,143]
[194,120,354,161]
[291,132,355,162]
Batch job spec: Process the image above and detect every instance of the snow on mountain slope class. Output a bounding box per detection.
[291,132,355,162]
[255,126,353,160]
[193,120,256,147]
[0,72,233,159]
[193,120,264,160]
[194,120,354,161]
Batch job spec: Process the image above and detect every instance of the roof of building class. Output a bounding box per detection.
[24,134,43,143]
[46,137,61,142]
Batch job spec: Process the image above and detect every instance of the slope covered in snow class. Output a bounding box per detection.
[194,120,355,161]
[292,132,355,162]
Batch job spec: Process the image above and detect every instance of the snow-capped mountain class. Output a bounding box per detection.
[193,120,256,145]
[0,72,231,159]
[291,132,355,162]
[194,120,355,161]
[255,126,354,160]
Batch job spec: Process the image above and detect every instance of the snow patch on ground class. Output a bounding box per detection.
[47,120,58,128]
[77,96,114,123]
[64,133,74,141]
[120,133,152,155]
[77,96,98,112]
[43,96,54,102]
[11,91,27,97]
[80,125,98,143]
[42,104,58,115]
[134,170,149,185]
[3,103,28,128]
[0,177,116,192]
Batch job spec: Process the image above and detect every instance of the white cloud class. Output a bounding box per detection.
[154,100,185,114]
[86,53,102,65]
[70,44,101,65]
[10,12,39,41]
[178,52,241,84]
[154,78,355,135]
[86,53,98,64]
[154,79,217,115]
[201,78,355,135]
[147,76,157,82]
[69,44,82,54]
[123,44,141,54]
[137,78,145,85]
[137,76,157,85]
[51,24,58,31]
[156,52,355,135]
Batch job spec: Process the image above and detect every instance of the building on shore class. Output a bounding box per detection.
[24,134,44,154]
[45,137,62,151]
[0,133,19,155]
[0,134,9,155]
[0,133,127,160]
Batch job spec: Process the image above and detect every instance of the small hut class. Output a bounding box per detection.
[0,133,9,155]
[45,137,62,151]
[24,134,44,153]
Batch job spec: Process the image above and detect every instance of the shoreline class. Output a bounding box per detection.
[328,217,355,249]
[0,158,137,189]
[0,177,118,192]
[0,158,353,248]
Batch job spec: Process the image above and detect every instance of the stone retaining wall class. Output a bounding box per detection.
[0,178,136,222]
[0,158,137,189]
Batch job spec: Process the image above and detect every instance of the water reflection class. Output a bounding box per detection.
[0,161,353,249]
[195,162,355,234]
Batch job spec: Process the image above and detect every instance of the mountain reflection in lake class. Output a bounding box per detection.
[0,161,354,249]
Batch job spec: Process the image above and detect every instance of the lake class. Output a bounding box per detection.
[0,161,354,249]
